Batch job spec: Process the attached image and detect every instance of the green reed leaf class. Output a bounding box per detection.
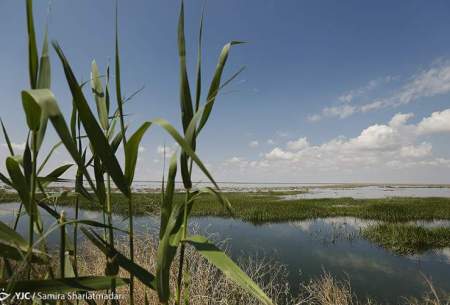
[156,190,184,301]
[198,41,244,133]
[21,89,57,151]
[82,228,156,290]
[70,100,77,140]
[0,241,49,264]
[21,91,42,132]
[6,156,30,214]
[52,42,129,197]
[44,164,72,180]
[105,64,111,116]
[1,119,15,156]
[26,0,38,89]
[115,1,127,151]
[178,0,194,133]
[38,164,73,188]
[0,220,27,249]
[194,5,204,112]
[0,172,12,187]
[22,88,97,196]
[151,118,220,190]
[21,90,77,161]
[124,122,151,186]
[93,156,106,205]
[37,27,51,89]
[37,141,62,175]
[186,235,274,305]
[91,60,109,130]
[160,152,177,239]
[23,138,32,186]
[111,127,127,153]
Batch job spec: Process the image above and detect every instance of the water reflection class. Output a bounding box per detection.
[0,203,449,304]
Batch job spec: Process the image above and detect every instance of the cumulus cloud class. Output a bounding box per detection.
[309,60,450,121]
[286,137,309,150]
[416,109,450,134]
[266,147,295,160]
[227,109,450,180]
[389,113,414,127]
[400,143,432,158]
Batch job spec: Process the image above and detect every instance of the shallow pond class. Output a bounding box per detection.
[1,203,449,304]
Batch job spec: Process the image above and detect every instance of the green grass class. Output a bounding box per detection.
[191,194,450,223]
[362,223,450,255]
[2,190,449,223]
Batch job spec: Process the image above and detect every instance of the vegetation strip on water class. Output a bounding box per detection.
[2,190,448,223]
[362,223,450,255]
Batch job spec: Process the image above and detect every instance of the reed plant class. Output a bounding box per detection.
[0,1,274,305]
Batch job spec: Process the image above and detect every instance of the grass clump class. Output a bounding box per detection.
[362,223,450,255]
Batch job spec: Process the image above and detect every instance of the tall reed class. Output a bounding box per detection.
[0,1,274,305]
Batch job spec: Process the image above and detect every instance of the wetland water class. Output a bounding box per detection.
[1,202,449,304]
[283,185,450,199]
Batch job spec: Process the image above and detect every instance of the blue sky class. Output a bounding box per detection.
[1,0,450,183]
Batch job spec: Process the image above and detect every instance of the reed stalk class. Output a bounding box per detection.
[27,131,38,279]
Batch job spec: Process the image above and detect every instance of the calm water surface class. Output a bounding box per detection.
[283,185,450,199]
[1,203,449,304]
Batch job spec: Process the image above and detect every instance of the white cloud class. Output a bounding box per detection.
[233,109,450,178]
[266,148,295,160]
[267,139,275,145]
[417,109,450,134]
[348,124,398,151]
[389,113,414,128]
[249,140,259,148]
[393,61,450,106]
[400,143,432,158]
[286,137,309,150]
[309,60,450,121]
[156,145,177,157]
[323,104,356,119]
[226,156,244,164]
